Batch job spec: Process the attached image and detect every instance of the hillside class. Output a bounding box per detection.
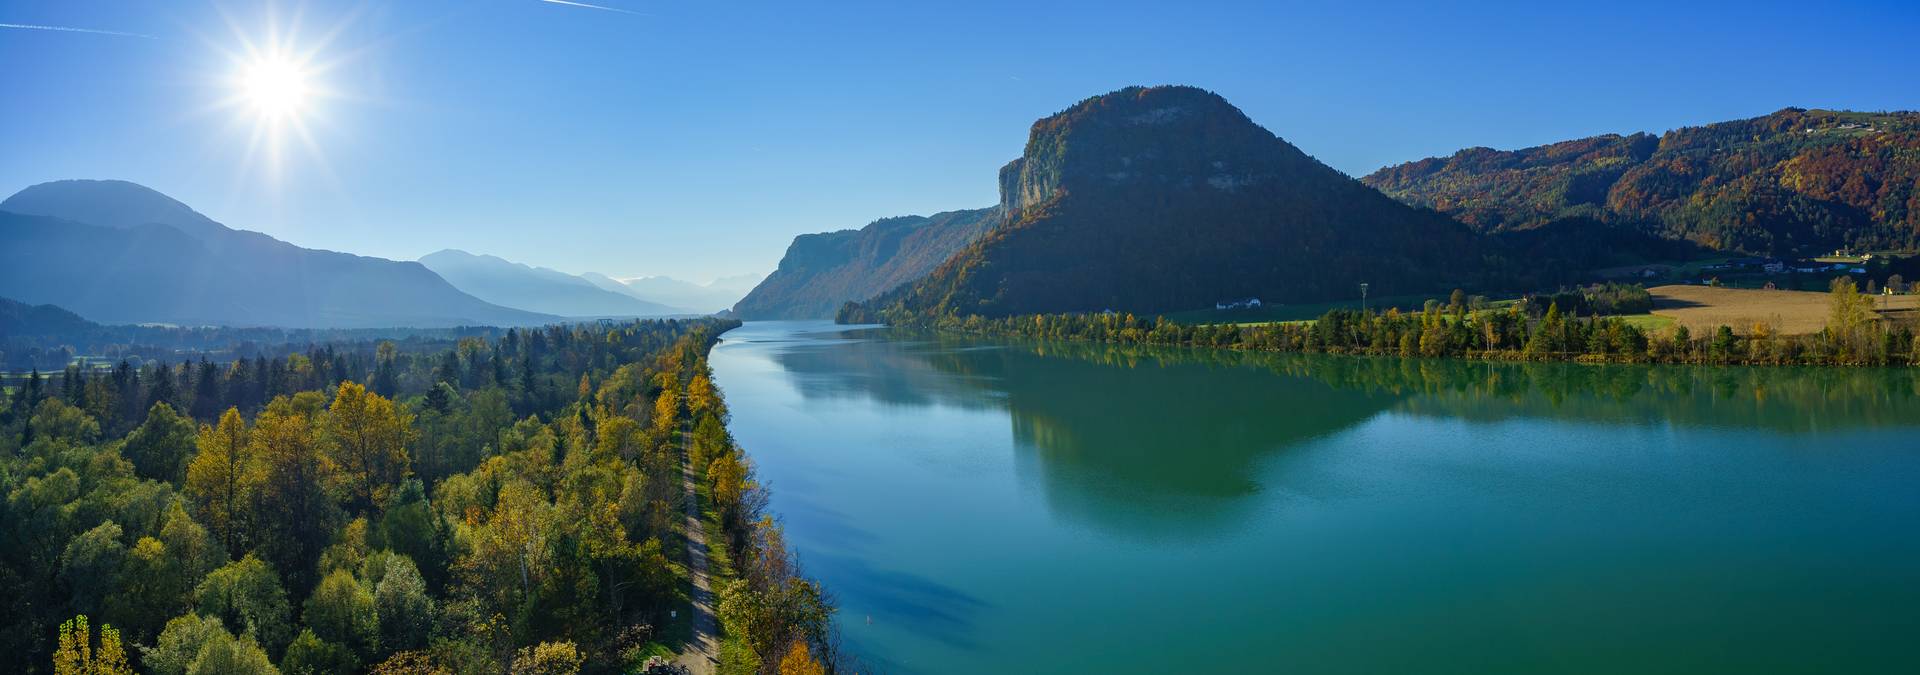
[0,180,556,328]
[1362,108,1920,255]
[854,86,1484,319]
[0,296,97,337]
[419,249,689,317]
[733,207,999,319]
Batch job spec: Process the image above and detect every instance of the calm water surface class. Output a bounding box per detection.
[708,321,1920,674]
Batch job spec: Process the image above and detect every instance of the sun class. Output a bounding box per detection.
[239,56,311,120]
[203,7,349,181]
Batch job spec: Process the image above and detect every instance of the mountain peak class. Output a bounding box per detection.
[2,179,232,240]
[998,85,1310,219]
[1040,85,1246,131]
[859,86,1479,318]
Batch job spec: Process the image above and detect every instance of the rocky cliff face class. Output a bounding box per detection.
[856,85,1485,318]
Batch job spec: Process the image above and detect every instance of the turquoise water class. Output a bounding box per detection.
[708,321,1920,674]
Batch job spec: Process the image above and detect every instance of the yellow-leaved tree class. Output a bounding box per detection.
[651,388,681,437]
[322,381,417,511]
[185,408,255,552]
[778,640,826,675]
[53,615,133,675]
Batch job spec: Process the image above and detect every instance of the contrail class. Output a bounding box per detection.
[538,0,641,15]
[0,22,157,39]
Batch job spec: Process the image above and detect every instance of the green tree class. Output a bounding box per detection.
[303,569,377,658]
[184,628,278,675]
[508,641,582,675]
[108,504,226,640]
[281,628,360,675]
[60,522,128,616]
[122,402,198,482]
[249,404,338,593]
[373,555,435,653]
[374,481,446,590]
[194,555,293,657]
[144,613,226,675]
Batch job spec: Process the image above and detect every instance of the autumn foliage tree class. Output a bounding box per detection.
[321,381,417,512]
[52,615,133,675]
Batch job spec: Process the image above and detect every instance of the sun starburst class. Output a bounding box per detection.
[195,2,360,186]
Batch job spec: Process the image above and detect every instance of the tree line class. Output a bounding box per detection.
[849,279,1920,367]
[0,317,845,674]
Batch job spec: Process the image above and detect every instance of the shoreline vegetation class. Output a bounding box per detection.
[0,317,842,675]
[840,278,1920,368]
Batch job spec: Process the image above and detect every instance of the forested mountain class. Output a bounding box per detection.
[733,207,999,319]
[418,250,689,318]
[1362,108,1920,255]
[855,86,1485,319]
[0,181,555,328]
[584,273,759,315]
[0,297,96,338]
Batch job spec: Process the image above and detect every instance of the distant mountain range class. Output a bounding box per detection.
[1362,108,1920,256]
[852,86,1484,318]
[0,180,556,328]
[418,249,691,317]
[733,208,999,319]
[588,273,760,315]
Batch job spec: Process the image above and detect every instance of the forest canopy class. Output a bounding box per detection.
[0,317,842,675]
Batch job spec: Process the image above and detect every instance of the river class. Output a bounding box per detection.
[707,321,1920,674]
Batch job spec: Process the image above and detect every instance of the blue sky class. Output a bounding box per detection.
[4,0,1918,282]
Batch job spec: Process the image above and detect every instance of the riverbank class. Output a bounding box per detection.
[675,345,842,674]
[847,283,1918,367]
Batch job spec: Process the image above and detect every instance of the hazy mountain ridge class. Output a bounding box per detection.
[596,273,759,314]
[1362,108,1920,255]
[0,180,557,328]
[733,207,1000,319]
[856,85,1484,318]
[418,249,690,317]
[0,296,97,337]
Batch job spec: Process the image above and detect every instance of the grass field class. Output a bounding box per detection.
[1616,313,1678,333]
[1166,283,1920,336]
[1645,284,1920,335]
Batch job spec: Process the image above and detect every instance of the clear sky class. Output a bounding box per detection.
[4,0,1918,283]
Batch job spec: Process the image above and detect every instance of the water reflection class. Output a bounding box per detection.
[771,327,1399,538]
[764,325,1920,539]
[1000,338,1920,433]
[723,322,1920,674]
